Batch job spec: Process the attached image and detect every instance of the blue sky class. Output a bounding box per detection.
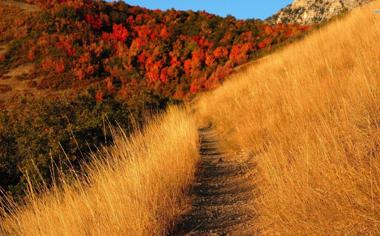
[121,1,293,20]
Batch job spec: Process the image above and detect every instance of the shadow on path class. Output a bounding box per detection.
[170,124,257,235]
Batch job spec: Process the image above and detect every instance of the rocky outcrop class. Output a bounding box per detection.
[268,0,371,25]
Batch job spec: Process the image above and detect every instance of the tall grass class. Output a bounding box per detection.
[2,1,380,235]
[195,1,380,234]
[0,107,199,235]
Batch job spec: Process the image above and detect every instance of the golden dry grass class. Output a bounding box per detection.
[0,107,199,236]
[195,1,380,235]
[2,1,380,235]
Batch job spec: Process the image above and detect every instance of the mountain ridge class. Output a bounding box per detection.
[268,0,371,25]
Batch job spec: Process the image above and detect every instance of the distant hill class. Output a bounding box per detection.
[268,0,371,25]
[0,0,308,199]
[0,0,308,105]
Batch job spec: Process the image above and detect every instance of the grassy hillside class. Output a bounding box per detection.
[1,107,198,235]
[1,1,380,235]
[0,0,308,198]
[195,1,380,234]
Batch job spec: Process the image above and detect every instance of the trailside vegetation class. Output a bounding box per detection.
[0,0,308,198]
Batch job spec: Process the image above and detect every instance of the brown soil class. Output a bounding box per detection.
[170,125,257,235]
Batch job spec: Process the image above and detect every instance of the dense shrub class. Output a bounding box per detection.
[3,0,309,101]
[0,90,168,198]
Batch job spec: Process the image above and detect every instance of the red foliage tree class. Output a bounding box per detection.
[258,38,272,49]
[190,80,200,94]
[205,53,215,66]
[229,43,252,65]
[102,24,129,42]
[105,77,114,93]
[191,49,205,68]
[159,26,170,40]
[184,59,192,76]
[111,24,129,42]
[85,14,102,30]
[56,36,76,57]
[28,46,37,61]
[160,67,169,84]
[213,47,229,59]
[54,59,66,73]
[146,60,163,84]
[95,90,104,102]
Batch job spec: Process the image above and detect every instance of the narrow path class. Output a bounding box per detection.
[170,125,257,235]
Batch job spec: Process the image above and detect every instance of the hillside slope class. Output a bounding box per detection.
[0,0,308,104]
[268,0,371,24]
[0,0,308,198]
[196,1,380,234]
[1,0,380,235]
[1,107,199,235]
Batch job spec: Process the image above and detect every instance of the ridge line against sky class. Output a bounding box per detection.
[113,1,293,20]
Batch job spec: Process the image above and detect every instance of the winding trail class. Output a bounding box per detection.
[170,125,257,235]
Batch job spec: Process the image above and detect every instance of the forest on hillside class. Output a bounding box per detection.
[0,0,309,198]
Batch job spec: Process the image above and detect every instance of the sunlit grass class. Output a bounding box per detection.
[1,107,199,236]
[195,1,380,234]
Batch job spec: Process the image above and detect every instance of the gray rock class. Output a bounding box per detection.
[268,0,371,25]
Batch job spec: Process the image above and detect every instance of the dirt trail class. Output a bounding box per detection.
[170,125,257,235]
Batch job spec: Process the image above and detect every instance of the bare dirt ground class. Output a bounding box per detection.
[170,125,257,235]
